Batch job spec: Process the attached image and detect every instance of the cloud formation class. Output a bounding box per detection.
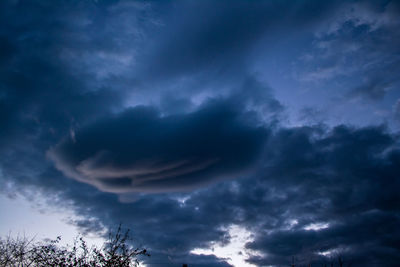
[61,124,400,267]
[1,1,400,267]
[48,100,268,193]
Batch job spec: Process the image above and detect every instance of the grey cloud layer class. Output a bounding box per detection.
[298,1,400,100]
[0,1,399,267]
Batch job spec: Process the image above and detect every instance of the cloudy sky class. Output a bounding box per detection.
[1,0,400,266]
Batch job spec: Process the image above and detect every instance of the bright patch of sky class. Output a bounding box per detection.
[304,222,330,231]
[0,194,104,247]
[191,225,261,267]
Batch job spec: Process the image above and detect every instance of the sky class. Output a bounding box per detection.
[0,0,400,266]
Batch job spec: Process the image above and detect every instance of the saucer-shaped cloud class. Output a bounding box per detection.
[48,101,268,193]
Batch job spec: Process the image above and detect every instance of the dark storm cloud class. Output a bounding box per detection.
[242,125,400,266]
[0,0,145,202]
[246,210,400,266]
[48,99,268,193]
[57,124,400,267]
[0,0,146,147]
[1,1,400,267]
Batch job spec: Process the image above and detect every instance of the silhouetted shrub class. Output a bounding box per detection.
[0,225,149,267]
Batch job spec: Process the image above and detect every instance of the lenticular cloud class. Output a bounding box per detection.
[48,102,268,193]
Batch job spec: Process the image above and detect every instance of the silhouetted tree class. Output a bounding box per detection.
[0,225,149,267]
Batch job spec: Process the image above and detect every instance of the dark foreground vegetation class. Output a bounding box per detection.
[0,225,149,267]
